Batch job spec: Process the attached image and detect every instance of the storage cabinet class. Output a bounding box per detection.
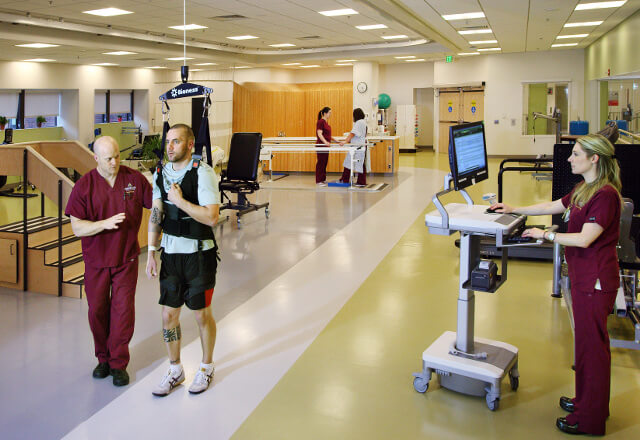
[0,238,18,283]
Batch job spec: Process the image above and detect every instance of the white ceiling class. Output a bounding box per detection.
[0,0,637,70]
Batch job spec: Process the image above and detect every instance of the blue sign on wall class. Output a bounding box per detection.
[471,106,476,114]
[448,106,453,113]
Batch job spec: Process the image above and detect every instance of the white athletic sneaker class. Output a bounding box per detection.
[152,367,185,397]
[188,366,214,394]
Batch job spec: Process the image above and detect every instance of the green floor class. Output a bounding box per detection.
[233,150,640,439]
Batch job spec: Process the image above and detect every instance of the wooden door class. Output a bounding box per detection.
[439,91,460,122]
[438,122,458,154]
[0,238,18,283]
[463,91,484,122]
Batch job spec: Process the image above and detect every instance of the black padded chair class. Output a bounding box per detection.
[219,132,269,226]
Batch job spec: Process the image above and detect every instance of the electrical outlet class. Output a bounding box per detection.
[511,119,516,126]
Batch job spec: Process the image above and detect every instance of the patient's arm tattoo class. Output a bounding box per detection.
[150,207,162,224]
[163,325,181,342]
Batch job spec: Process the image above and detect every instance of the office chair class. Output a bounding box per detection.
[219,132,270,227]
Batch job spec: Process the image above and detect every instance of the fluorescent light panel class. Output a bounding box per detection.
[405,59,425,62]
[227,35,258,40]
[23,58,55,62]
[232,66,250,69]
[169,24,208,31]
[282,63,301,66]
[443,12,485,21]
[575,1,626,11]
[93,63,118,66]
[395,56,415,59]
[103,51,137,55]
[477,47,501,51]
[166,57,194,61]
[337,59,356,62]
[356,24,387,30]
[146,66,167,69]
[564,21,603,27]
[299,65,320,68]
[269,43,296,47]
[382,35,408,40]
[83,8,132,17]
[557,34,589,39]
[195,63,217,66]
[319,9,358,16]
[335,63,353,66]
[469,40,497,44]
[552,43,579,47]
[16,43,59,48]
[458,52,480,56]
[458,29,492,35]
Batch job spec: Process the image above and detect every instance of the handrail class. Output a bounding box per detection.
[8,140,95,175]
[619,129,640,143]
[497,158,553,202]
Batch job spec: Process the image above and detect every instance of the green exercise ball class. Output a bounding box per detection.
[378,93,391,109]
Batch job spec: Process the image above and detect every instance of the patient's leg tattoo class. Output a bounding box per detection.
[163,325,182,342]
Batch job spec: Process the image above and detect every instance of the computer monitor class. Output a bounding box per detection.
[448,121,488,191]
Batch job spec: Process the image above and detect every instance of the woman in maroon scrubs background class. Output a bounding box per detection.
[492,134,621,436]
[315,107,337,185]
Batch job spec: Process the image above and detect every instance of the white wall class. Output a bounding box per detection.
[434,50,584,156]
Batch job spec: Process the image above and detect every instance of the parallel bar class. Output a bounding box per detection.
[58,180,63,297]
[41,191,45,217]
[23,149,28,291]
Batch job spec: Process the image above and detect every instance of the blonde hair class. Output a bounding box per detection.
[571,134,621,207]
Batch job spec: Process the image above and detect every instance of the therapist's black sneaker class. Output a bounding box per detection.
[560,396,576,413]
[556,417,586,435]
[110,368,129,387]
[92,362,110,379]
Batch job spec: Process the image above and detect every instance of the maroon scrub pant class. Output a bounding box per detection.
[340,165,366,185]
[84,257,138,370]
[566,288,617,435]
[316,152,328,183]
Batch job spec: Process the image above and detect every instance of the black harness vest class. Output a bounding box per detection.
[156,161,218,251]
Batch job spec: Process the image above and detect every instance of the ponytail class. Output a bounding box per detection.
[318,106,331,120]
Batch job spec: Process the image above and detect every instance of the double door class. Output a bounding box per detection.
[438,88,484,153]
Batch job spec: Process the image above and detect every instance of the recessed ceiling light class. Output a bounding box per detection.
[269,43,296,47]
[356,24,388,30]
[442,12,485,21]
[232,66,251,69]
[282,63,301,66]
[83,8,133,17]
[469,40,498,44]
[337,59,356,62]
[299,65,320,68]
[564,21,603,27]
[169,24,208,31]
[335,63,353,66]
[15,43,59,48]
[458,29,492,35]
[195,62,217,66]
[319,9,358,16]
[552,43,579,47]
[458,52,480,56]
[395,56,416,59]
[227,35,258,40]
[146,66,167,69]
[23,58,55,62]
[166,57,194,61]
[405,59,426,62]
[92,63,118,66]
[557,34,589,39]
[103,51,137,55]
[382,35,408,40]
[190,69,203,72]
[575,1,626,11]
[477,47,501,51]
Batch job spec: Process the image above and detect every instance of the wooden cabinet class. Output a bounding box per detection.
[0,238,18,283]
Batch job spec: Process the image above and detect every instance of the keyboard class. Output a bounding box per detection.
[506,235,534,244]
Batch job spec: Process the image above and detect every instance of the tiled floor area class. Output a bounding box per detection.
[1,151,638,439]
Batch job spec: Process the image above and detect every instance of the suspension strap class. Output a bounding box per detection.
[193,94,212,166]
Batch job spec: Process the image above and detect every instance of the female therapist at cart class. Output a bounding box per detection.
[492,134,621,436]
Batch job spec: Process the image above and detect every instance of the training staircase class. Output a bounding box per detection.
[0,142,95,298]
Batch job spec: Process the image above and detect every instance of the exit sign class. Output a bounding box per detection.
[445,55,453,63]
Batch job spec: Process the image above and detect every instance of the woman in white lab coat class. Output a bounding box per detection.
[339,108,369,187]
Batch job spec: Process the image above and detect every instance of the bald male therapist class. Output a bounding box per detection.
[65,136,153,386]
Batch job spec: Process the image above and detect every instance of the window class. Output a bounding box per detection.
[95,90,132,123]
[25,91,61,128]
[522,82,569,135]
[0,91,19,128]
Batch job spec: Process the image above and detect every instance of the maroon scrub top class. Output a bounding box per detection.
[561,184,621,291]
[316,118,331,146]
[65,166,153,268]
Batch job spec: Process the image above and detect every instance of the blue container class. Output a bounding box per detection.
[606,120,629,131]
[570,120,589,135]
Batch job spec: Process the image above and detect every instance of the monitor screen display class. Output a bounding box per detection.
[448,121,488,190]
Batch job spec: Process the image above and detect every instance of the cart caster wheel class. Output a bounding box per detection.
[237,218,243,228]
[486,398,499,411]
[413,376,429,393]
[510,375,519,391]
[265,208,270,218]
